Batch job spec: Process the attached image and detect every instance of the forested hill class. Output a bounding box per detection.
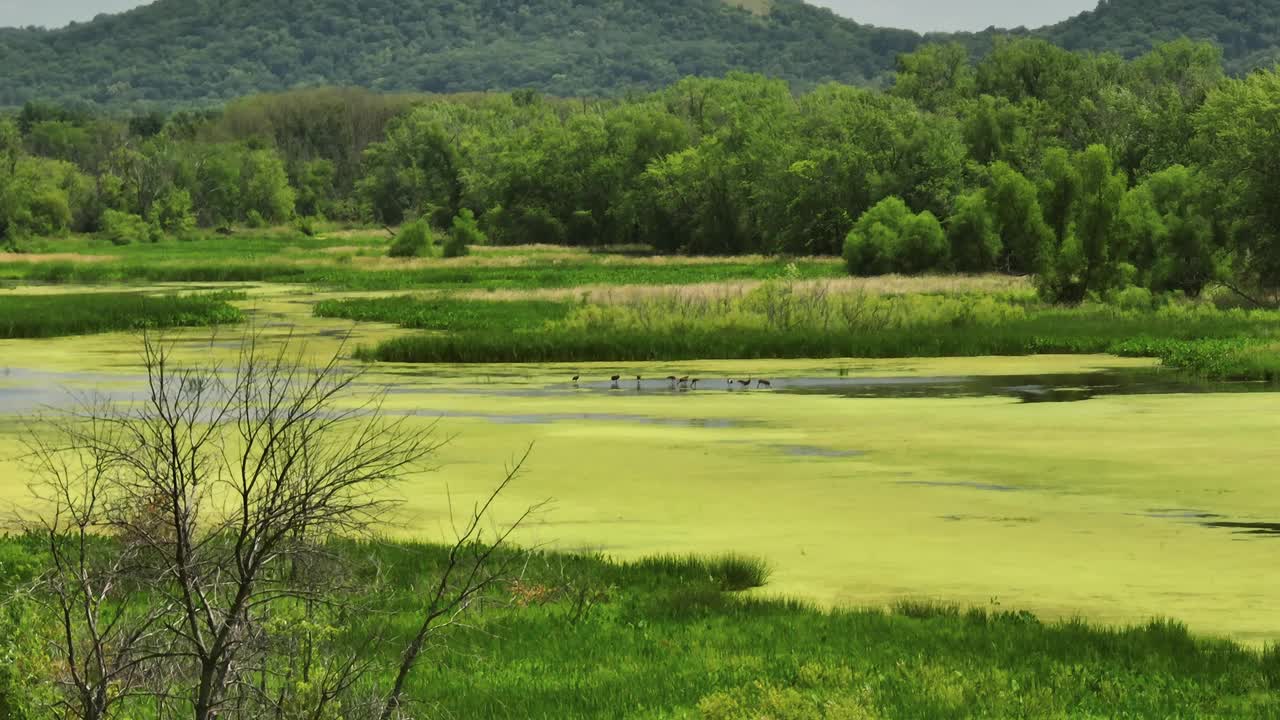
[0,0,923,106]
[3,0,1280,107]
[1041,0,1280,75]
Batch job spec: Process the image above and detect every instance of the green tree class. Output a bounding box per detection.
[1036,147,1080,246]
[193,145,243,229]
[1119,165,1220,295]
[0,157,92,241]
[146,188,196,235]
[1195,67,1280,290]
[295,159,336,218]
[444,208,484,257]
[960,95,1049,169]
[892,42,976,113]
[947,191,1001,272]
[240,148,295,223]
[358,108,465,225]
[843,197,947,276]
[987,162,1054,273]
[1039,145,1128,302]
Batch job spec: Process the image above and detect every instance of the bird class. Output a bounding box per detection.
[727,379,735,391]
[666,375,678,390]
[737,379,752,390]
[678,375,690,390]
[571,375,580,387]
[610,374,621,390]
[757,379,772,390]
[636,375,643,391]
[691,379,700,390]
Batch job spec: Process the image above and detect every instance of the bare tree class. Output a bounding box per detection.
[25,334,438,720]
[24,408,176,720]
[23,332,542,720]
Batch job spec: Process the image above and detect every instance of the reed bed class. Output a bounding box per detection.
[0,291,244,338]
[459,274,1035,303]
[344,283,1280,378]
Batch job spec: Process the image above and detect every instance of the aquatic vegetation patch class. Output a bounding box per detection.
[0,291,244,338]
[348,286,1280,379]
[314,295,573,332]
[1113,337,1280,381]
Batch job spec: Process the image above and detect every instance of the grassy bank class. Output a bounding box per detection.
[0,291,244,338]
[0,234,844,291]
[1,536,1274,719]
[334,288,1280,379]
[0,257,844,291]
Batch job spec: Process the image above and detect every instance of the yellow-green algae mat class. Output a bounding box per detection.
[1,285,1278,643]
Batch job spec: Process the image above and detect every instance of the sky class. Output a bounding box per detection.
[0,0,1100,32]
[811,0,1099,32]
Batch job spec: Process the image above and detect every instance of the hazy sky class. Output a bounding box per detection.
[811,0,1099,32]
[0,0,1100,32]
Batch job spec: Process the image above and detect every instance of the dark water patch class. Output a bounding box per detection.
[776,369,1280,402]
[377,386,579,398]
[389,408,748,428]
[1136,508,1224,520]
[896,480,1023,493]
[773,444,864,458]
[940,514,1038,524]
[1202,521,1280,536]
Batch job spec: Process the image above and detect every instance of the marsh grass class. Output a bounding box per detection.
[352,285,1280,375]
[0,255,844,291]
[0,291,244,338]
[631,553,773,592]
[313,295,573,332]
[459,274,1035,303]
[2,535,1276,718]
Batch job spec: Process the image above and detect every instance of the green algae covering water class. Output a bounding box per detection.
[2,284,1278,643]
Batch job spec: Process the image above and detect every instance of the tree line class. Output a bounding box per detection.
[4,38,1280,300]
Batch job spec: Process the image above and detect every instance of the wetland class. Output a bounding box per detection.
[3,280,1279,647]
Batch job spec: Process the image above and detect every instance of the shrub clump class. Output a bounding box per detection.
[444,209,485,258]
[843,197,947,276]
[101,209,160,246]
[388,219,436,258]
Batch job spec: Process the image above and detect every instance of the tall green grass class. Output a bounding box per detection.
[0,291,244,338]
[1,258,843,291]
[2,536,1275,718]
[349,288,1280,379]
[314,295,573,332]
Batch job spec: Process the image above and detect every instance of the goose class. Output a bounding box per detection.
[666,375,678,390]
[610,374,621,390]
[737,379,752,390]
[636,375,643,391]
[757,379,772,389]
[678,376,690,390]
[691,379,700,390]
[572,375,580,387]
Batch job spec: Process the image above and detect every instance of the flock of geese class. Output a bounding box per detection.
[572,374,773,391]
